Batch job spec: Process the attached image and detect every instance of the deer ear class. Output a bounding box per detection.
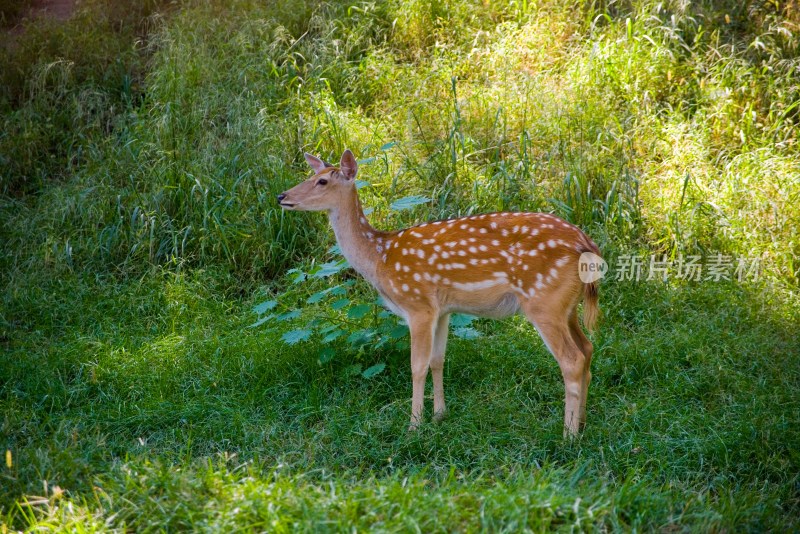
[339,149,358,180]
[304,153,329,174]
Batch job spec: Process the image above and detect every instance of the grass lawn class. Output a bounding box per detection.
[2,0,799,530]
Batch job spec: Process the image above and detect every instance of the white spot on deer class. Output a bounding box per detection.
[501,229,509,237]
[402,248,408,255]
[376,245,383,253]
[538,242,546,250]
[398,231,405,237]
[394,241,399,248]
[469,246,478,253]
[479,228,487,234]
[490,222,497,229]
[457,250,467,257]
[493,272,509,278]
[522,264,529,270]
[528,249,538,257]
[550,268,558,278]
[413,273,422,282]
[451,263,467,269]
[453,279,504,291]
[478,244,488,252]
[427,253,439,265]
[521,226,529,233]
[531,228,540,236]
[410,231,423,238]
[556,256,570,267]
[459,239,468,246]
[413,288,420,295]
[441,251,451,259]
[360,217,367,224]
[460,224,468,230]
[402,283,410,292]
[491,240,500,246]
[434,245,442,252]
[431,274,441,283]
[535,281,545,290]
[442,278,451,285]
[395,262,402,271]
[416,249,425,259]
[470,258,479,265]
[548,240,556,248]
[403,265,410,273]
[513,225,520,233]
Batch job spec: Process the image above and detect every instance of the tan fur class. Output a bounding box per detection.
[279,150,602,435]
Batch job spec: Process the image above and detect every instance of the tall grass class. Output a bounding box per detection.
[2,0,798,285]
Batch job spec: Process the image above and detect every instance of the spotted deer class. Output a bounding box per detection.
[278,149,602,436]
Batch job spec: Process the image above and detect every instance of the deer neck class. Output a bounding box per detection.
[328,192,383,287]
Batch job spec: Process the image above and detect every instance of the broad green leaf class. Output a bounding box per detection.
[363,207,374,215]
[282,329,312,344]
[331,298,350,310]
[312,259,348,278]
[328,244,342,255]
[318,347,336,364]
[307,290,329,304]
[348,329,375,346]
[355,178,371,188]
[252,300,278,315]
[319,323,340,334]
[388,324,409,339]
[347,304,372,320]
[275,310,301,321]
[248,314,274,328]
[329,285,348,297]
[287,268,306,284]
[362,363,386,378]
[453,327,481,339]
[450,314,476,327]
[322,329,346,343]
[380,141,397,151]
[390,195,431,212]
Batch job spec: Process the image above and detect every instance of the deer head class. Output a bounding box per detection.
[277,150,359,212]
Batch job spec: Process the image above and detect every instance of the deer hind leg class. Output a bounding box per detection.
[430,313,450,422]
[408,312,435,431]
[523,303,588,437]
[568,308,593,428]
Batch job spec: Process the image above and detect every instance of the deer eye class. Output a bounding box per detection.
[317,178,328,186]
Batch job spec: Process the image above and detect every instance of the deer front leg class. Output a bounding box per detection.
[431,313,450,422]
[408,313,435,431]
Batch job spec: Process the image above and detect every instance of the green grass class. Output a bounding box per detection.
[2,0,799,530]
[2,269,798,530]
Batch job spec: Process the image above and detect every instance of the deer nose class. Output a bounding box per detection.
[277,193,286,203]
